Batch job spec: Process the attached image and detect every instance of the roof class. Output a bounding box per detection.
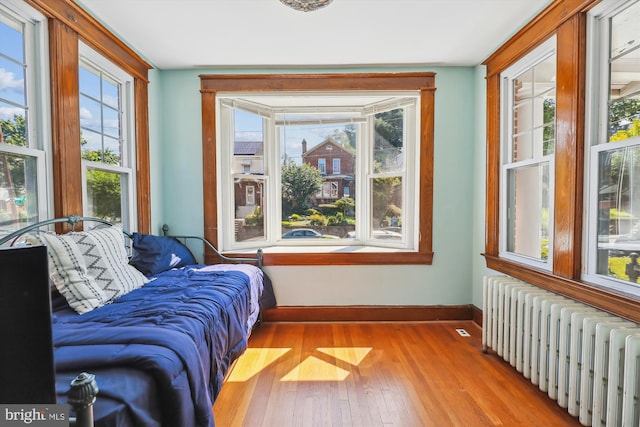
[302,138,352,158]
[234,141,263,156]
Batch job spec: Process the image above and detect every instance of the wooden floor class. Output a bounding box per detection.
[213,321,580,427]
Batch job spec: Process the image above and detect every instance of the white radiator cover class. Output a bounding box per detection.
[482,276,640,426]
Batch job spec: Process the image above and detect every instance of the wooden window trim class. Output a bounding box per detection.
[483,0,640,323]
[200,72,436,266]
[27,0,152,233]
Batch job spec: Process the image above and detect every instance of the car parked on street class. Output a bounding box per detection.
[281,228,339,239]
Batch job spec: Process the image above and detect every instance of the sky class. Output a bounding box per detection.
[0,20,26,123]
[234,108,351,165]
[1,18,118,157]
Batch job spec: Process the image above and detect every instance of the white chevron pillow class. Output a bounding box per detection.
[28,226,148,314]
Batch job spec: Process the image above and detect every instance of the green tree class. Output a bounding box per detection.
[374,109,404,148]
[1,114,27,147]
[344,124,357,149]
[281,160,323,217]
[85,169,121,221]
[374,108,404,171]
[1,115,28,202]
[81,138,122,221]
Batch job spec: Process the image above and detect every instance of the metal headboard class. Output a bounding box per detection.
[0,216,263,268]
[0,215,127,247]
[161,224,263,268]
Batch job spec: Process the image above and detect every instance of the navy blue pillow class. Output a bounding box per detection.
[130,233,197,276]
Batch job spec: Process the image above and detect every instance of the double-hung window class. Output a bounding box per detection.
[585,0,640,296]
[0,1,49,238]
[218,92,419,250]
[79,43,136,230]
[500,37,557,269]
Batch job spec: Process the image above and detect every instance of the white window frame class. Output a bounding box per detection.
[499,36,557,271]
[0,1,51,228]
[583,0,640,296]
[79,42,136,231]
[333,158,341,174]
[217,92,419,251]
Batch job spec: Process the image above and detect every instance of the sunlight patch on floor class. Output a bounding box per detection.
[281,355,351,382]
[227,348,291,382]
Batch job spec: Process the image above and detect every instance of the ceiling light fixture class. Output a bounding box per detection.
[279,0,333,12]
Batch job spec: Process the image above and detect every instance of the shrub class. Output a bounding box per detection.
[308,214,327,226]
[245,206,264,226]
[318,204,338,216]
[327,212,345,225]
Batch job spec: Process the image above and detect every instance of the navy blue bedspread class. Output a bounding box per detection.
[52,265,254,427]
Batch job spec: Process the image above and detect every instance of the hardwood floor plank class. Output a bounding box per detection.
[214,321,579,426]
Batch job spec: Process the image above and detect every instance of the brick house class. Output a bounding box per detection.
[301,137,355,205]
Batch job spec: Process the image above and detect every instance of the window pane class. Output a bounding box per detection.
[234,177,266,243]
[0,107,27,146]
[0,19,23,62]
[0,18,28,147]
[511,54,556,162]
[81,129,101,158]
[0,153,38,237]
[103,105,120,139]
[609,96,640,140]
[85,169,122,223]
[232,109,267,243]
[0,56,26,107]
[102,76,119,110]
[79,63,122,165]
[233,109,264,174]
[596,146,640,283]
[608,2,640,143]
[80,94,102,133]
[280,121,356,240]
[79,66,100,100]
[374,108,404,173]
[103,135,121,165]
[506,163,550,260]
[371,177,403,240]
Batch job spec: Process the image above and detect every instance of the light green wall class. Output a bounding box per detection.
[148,67,479,306]
[147,68,165,235]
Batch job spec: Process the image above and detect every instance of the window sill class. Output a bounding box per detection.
[225,245,433,266]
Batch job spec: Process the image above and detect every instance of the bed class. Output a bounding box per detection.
[0,215,276,427]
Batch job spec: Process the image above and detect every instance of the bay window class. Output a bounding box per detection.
[218,93,417,250]
[201,73,435,265]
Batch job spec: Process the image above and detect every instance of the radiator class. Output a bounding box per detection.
[482,275,640,426]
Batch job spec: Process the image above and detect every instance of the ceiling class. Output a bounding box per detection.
[77,0,552,70]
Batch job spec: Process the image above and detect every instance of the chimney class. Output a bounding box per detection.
[301,139,307,154]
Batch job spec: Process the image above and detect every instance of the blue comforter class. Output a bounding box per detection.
[52,265,253,427]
